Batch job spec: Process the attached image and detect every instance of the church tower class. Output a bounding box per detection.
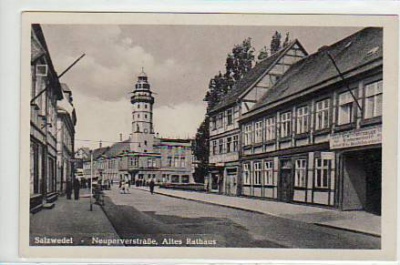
[130,68,155,153]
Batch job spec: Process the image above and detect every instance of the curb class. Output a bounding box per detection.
[137,188,381,238]
[313,223,381,238]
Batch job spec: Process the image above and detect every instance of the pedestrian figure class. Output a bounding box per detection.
[125,180,130,194]
[73,178,80,200]
[120,181,125,194]
[66,179,72,200]
[149,178,155,195]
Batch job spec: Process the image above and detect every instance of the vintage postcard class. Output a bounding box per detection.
[20,12,398,260]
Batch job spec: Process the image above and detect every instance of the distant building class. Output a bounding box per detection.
[56,83,77,193]
[239,27,382,214]
[206,40,308,195]
[30,24,64,212]
[83,70,194,185]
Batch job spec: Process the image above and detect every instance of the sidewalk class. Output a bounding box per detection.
[135,186,381,237]
[30,189,121,246]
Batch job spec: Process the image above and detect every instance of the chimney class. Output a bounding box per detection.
[99,140,102,148]
[120,133,123,142]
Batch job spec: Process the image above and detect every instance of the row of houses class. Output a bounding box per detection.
[81,70,194,186]
[30,24,77,212]
[206,27,382,215]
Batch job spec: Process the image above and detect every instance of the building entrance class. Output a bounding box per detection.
[278,159,294,203]
[341,148,381,215]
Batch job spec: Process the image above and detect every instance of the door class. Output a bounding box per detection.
[278,159,294,202]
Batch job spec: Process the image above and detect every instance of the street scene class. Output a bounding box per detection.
[29,20,383,249]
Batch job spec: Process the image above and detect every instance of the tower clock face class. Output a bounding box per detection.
[144,129,148,133]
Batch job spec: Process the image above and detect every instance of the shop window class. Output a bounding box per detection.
[265,117,276,141]
[338,91,355,125]
[171,175,179,183]
[218,139,224,154]
[315,158,332,189]
[280,111,292,138]
[253,162,262,185]
[181,175,189,183]
[364,80,383,119]
[227,109,233,125]
[226,137,232,153]
[296,106,309,134]
[315,99,330,130]
[244,124,253,145]
[294,159,307,187]
[233,135,238,152]
[263,161,273,185]
[254,121,263,143]
[243,164,250,185]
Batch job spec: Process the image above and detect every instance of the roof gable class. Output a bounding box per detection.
[209,40,307,114]
[249,27,383,113]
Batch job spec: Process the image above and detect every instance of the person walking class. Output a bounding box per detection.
[66,179,72,200]
[73,178,80,200]
[149,178,155,195]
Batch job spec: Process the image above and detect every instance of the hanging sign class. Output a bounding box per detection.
[330,125,381,149]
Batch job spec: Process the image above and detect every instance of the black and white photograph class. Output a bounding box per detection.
[19,13,398,260]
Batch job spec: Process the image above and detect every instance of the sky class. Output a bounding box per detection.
[41,24,361,149]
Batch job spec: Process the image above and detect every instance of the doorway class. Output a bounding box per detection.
[278,159,294,203]
[341,148,381,215]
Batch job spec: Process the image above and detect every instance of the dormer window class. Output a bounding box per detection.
[36,64,48,77]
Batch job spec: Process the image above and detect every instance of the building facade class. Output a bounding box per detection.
[56,84,77,194]
[206,40,308,195]
[30,24,64,212]
[239,27,382,215]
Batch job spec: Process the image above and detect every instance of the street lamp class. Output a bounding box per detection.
[90,150,93,211]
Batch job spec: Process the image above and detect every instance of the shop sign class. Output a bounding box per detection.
[330,126,381,149]
[215,162,225,167]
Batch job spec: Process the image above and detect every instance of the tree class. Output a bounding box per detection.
[257,46,269,61]
[192,117,209,183]
[270,31,282,54]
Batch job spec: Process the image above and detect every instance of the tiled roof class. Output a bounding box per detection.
[249,27,382,114]
[209,40,305,114]
[103,140,131,158]
[92,147,110,160]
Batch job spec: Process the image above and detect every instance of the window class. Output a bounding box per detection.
[174,156,180,167]
[280,112,291,138]
[145,104,148,109]
[264,161,273,185]
[211,116,217,130]
[294,159,307,187]
[217,113,223,128]
[364,80,383,119]
[296,106,309,134]
[244,124,253,145]
[315,99,330,130]
[167,156,172,167]
[227,109,233,125]
[265,117,276,141]
[254,121,263,143]
[338,91,355,125]
[315,158,331,189]
[253,162,262,185]
[243,164,250,185]
[180,156,186,167]
[212,141,217,155]
[171,175,179,183]
[233,135,238,152]
[138,104,141,109]
[226,137,232,153]
[147,158,153,167]
[181,175,189,183]
[219,139,224,154]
